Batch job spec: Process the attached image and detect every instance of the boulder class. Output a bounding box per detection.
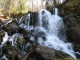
[28,45,73,60]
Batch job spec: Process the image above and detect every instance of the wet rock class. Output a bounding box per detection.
[30,12,38,26]
[28,45,73,60]
[0,30,5,44]
[0,30,5,57]
[19,12,38,26]
[2,20,19,35]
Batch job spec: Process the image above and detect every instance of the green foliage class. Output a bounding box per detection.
[0,0,30,17]
[16,0,27,13]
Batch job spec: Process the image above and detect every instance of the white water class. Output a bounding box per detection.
[0,54,9,60]
[1,32,9,47]
[36,8,76,58]
[76,52,80,55]
[9,33,23,46]
[55,8,58,15]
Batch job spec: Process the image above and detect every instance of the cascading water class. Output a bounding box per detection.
[20,13,33,31]
[0,8,77,59]
[1,32,9,47]
[35,8,76,59]
[9,33,27,55]
[0,54,9,60]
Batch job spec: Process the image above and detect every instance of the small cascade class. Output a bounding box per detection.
[1,32,9,47]
[0,54,9,60]
[76,52,80,55]
[25,13,30,30]
[36,8,76,59]
[54,8,58,15]
[27,14,31,29]
[20,13,33,31]
[9,33,27,55]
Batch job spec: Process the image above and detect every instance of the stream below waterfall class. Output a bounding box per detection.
[0,8,78,60]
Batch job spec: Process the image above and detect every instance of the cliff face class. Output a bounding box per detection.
[58,0,80,53]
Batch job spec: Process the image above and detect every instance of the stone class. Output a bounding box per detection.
[28,45,73,60]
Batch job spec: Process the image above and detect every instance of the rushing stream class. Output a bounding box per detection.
[0,8,77,59]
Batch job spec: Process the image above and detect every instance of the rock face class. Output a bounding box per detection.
[58,0,80,56]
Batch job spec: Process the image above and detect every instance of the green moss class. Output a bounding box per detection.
[17,37,27,44]
[6,45,13,50]
[5,43,13,50]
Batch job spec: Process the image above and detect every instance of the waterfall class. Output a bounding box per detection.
[25,13,30,30]
[35,8,76,58]
[0,8,77,59]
